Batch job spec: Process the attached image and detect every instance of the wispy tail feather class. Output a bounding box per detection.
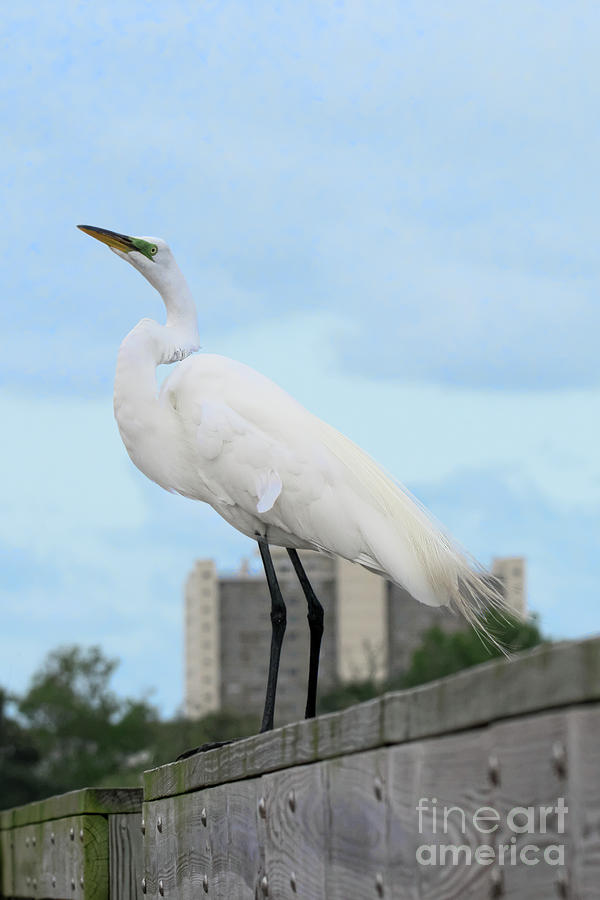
[319,419,513,653]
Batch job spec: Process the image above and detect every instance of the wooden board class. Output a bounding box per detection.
[488,710,569,900]
[412,727,494,900]
[12,814,108,900]
[565,705,600,899]
[260,761,327,899]
[1,824,14,898]
[143,780,262,899]
[144,637,600,801]
[109,813,144,900]
[386,637,600,743]
[386,743,421,900]
[9,789,142,828]
[324,749,389,900]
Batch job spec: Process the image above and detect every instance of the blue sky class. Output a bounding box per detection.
[1,1,598,713]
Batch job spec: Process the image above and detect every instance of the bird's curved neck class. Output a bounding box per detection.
[160,265,198,333]
[113,267,200,475]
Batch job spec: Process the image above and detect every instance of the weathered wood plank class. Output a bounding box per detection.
[0,810,14,832]
[386,743,421,900]
[9,788,142,828]
[488,710,569,900]
[260,761,327,898]
[145,781,262,899]
[414,727,494,900]
[563,706,600,899]
[12,814,108,900]
[144,695,385,802]
[109,813,144,900]
[1,824,14,898]
[144,637,600,801]
[325,749,389,900]
[386,636,600,744]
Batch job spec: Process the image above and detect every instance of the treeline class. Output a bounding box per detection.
[0,612,543,808]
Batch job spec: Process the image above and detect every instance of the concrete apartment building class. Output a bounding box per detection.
[184,551,526,723]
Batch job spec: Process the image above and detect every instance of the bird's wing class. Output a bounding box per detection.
[162,355,505,642]
[192,398,328,518]
[162,357,352,548]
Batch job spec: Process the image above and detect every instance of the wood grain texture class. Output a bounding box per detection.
[12,814,108,900]
[563,706,600,900]
[413,727,495,900]
[386,743,423,900]
[109,813,144,900]
[144,780,262,899]
[8,788,142,828]
[488,710,569,900]
[144,695,385,802]
[260,761,327,899]
[144,637,600,802]
[1,825,14,898]
[385,636,600,744]
[325,748,389,900]
[139,703,600,900]
[0,811,14,832]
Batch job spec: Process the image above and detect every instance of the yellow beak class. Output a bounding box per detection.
[77,225,135,252]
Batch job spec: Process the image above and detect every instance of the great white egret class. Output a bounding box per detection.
[78,225,503,734]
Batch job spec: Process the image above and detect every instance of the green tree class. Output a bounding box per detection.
[399,612,544,689]
[319,612,545,713]
[317,678,380,715]
[18,646,159,796]
[0,688,48,807]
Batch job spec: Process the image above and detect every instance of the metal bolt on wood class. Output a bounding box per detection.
[552,740,567,777]
[290,871,297,892]
[32,836,36,847]
[374,776,383,801]
[141,818,145,834]
[375,873,384,896]
[159,878,165,896]
[261,874,269,896]
[288,790,296,813]
[79,828,84,841]
[157,815,163,832]
[490,866,503,897]
[52,876,57,888]
[142,877,147,894]
[258,797,267,818]
[201,807,207,826]
[71,878,76,890]
[80,876,84,888]
[203,874,208,893]
[488,754,500,786]
[50,831,55,844]
[555,869,568,897]
[70,827,75,841]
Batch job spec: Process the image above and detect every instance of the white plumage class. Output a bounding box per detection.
[81,227,502,636]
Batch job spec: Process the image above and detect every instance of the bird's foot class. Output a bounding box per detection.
[176,739,236,761]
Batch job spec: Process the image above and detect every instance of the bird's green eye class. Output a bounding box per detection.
[150,246,157,255]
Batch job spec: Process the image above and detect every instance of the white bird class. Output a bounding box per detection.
[78,225,503,735]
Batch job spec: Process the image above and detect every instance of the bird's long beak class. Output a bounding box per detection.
[77,225,136,253]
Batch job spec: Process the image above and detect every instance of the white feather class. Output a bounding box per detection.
[99,232,506,646]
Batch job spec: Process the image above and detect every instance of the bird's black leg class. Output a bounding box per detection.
[287,548,324,719]
[258,537,287,732]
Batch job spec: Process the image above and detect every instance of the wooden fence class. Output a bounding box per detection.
[2,636,600,899]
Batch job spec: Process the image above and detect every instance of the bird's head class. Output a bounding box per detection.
[77,225,177,295]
